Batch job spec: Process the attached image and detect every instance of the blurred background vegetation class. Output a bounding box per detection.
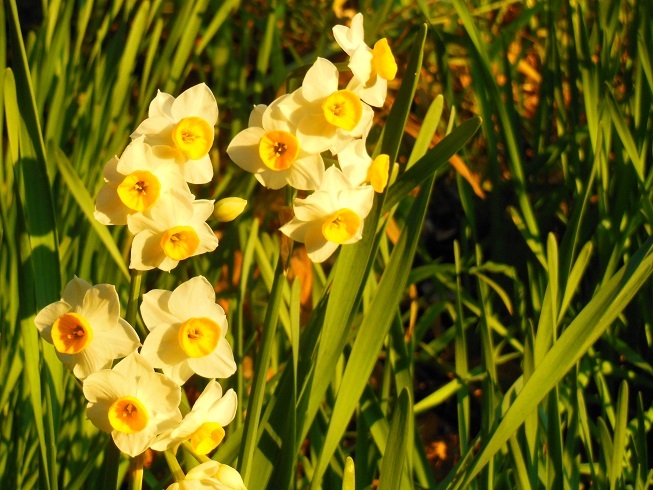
[1,0,652,488]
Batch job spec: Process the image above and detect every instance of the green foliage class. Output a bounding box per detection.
[1,0,652,489]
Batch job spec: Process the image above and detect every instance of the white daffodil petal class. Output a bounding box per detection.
[83,370,128,403]
[171,83,219,125]
[286,154,324,191]
[305,225,339,263]
[169,276,216,319]
[94,184,130,226]
[34,301,71,342]
[193,200,217,223]
[349,46,373,85]
[227,127,268,174]
[148,90,175,118]
[302,58,339,102]
[106,318,141,357]
[181,154,214,184]
[192,223,219,256]
[163,361,195,386]
[275,89,310,128]
[189,340,236,379]
[80,284,120,329]
[340,186,375,219]
[212,389,238,427]
[248,104,267,128]
[297,113,337,154]
[102,156,122,183]
[113,429,156,458]
[140,323,188,369]
[131,116,174,145]
[130,230,164,271]
[333,12,365,55]
[62,276,92,306]
[192,379,224,413]
[73,342,115,379]
[141,290,177,328]
[279,218,317,244]
[256,169,291,189]
[293,196,329,221]
[137,371,182,415]
[261,95,293,132]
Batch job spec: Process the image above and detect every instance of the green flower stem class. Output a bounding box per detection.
[128,453,144,490]
[238,253,286,485]
[125,269,144,340]
[181,441,211,463]
[100,439,121,490]
[165,450,186,482]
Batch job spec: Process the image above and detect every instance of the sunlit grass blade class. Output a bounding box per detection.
[310,172,435,488]
[52,147,129,280]
[453,234,653,487]
[377,388,412,490]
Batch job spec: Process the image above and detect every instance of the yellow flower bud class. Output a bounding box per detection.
[214,197,247,222]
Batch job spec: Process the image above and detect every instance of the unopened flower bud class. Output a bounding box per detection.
[214,197,247,222]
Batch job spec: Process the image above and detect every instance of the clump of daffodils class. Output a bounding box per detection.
[227,12,396,262]
[35,10,397,489]
[36,79,248,488]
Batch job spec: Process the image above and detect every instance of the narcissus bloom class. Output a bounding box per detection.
[132,83,219,184]
[333,13,398,107]
[280,166,374,262]
[140,276,236,385]
[166,461,247,490]
[128,190,219,272]
[227,101,324,190]
[152,380,237,454]
[34,276,140,379]
[83,353,182,457]
[275,58,374,155]
[94,138,191,226]
[338,139,390,193]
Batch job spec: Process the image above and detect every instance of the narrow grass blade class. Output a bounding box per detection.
[52,147,129,280]
[310,172,435,489]
[238,254,285,486]
[377,388,412,490]
[610,380,629,490]
[453,235,653,487]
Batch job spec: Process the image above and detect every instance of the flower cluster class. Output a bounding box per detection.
[228,12,397,262]
[34,11,395,489]
[36,81,246,488]
[94,83,229,272]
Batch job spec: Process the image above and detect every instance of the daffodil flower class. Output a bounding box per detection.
[127,190,219,272]
[34,276,140,379]
[131,83,219,184]
[166,461,247,490]
[227,100,325,190]
[275,58,374,155]
[152,380,236,454]
[94,137,192,226]
[280,166,374,262]
[83,353,182,457]
[338,139,390,193]
[139,276,236,385]
[333,13,398,107]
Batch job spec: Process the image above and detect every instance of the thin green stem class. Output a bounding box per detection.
[128,453,144,490]
[125,269,144,339]
[100,439,121,490]
[164,450,186,482]
[238,253,286,485]
[181,441,211,463]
